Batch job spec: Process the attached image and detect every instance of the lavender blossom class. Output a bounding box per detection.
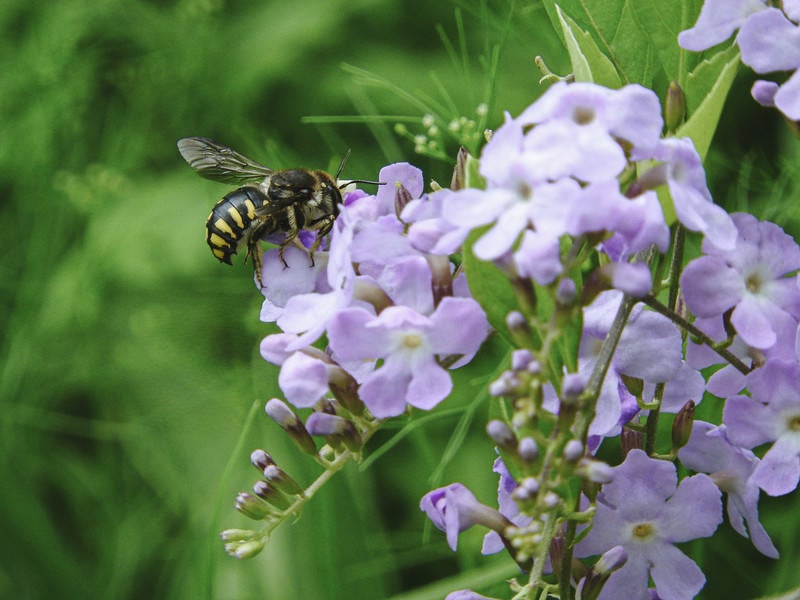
[724,359,800,496]
[577,450,722,600]
[679,421,778,557]
[738,8,800,120]
[681,213,800,350]
[420,483,512,551]
[481,458,533,555]
[327,297,489,418]
[677,0,766,51]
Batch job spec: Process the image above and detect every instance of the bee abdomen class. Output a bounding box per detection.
[206,186,268,264]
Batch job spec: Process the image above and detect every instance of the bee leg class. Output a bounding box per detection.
[245,236,264,286]
[306,215,336,267]
[277,208,301,269]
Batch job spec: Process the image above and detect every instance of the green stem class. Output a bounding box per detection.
[640,295,751,375]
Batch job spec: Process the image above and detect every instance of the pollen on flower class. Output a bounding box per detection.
[572,106,596,125]
[787,414,800,431]
[631,522,655,540]
[745,272,763,293]
[402,332,424,349]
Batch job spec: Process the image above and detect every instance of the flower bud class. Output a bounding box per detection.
[253,480,293,510]
[427,253,454,308]
[263,464,304,496]
[486,419,517,454]
[576,457,614,484]
[234,492,272,520]
[306,412,362,452]
[578,545,628,600]
[450,146,470,190]
[223,537,266,560]
[671,399,695,451]
[664,81,686,132]
[621,426,643,457]
[511,349,535,372]
[394,183,414,218]
[265,398,318,456]
[250,449,276,472]
[563,439,584,462]
[328,366,365,415]
[518,437,538,463]
[555,278,577,306]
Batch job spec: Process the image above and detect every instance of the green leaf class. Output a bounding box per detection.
[676,45,741,159]
[630,0,704,82]
[555,5,622,87]
[462,228,519,346]
[543,0,658,86]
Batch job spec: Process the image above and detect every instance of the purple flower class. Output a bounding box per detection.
[679,2,800,120]
[724,359,800,496]
[681,213,800,350]
[259,245,330,322]
[516,82,663,178]
[327,297,490,418]
[678,421,778,557]
[576,450,722,600]
[444,591,498,600]
[481,458,533,555]
[577,292,683,438]
[677,0,766,51]
[738,8,800,120]
[647,138,737,251]
[420,483,511,551]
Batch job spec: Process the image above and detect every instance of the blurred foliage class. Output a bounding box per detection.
[1,0,799,599]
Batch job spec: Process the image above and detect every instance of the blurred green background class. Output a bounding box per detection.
[2,0,799,599]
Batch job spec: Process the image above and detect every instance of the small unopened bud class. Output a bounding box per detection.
[505,310,535,349]
[265,398,318,456]
[220,528,257,543]
[563,439,584,462]
[263,464,304,496]
[506,311,527,332]
[542,491,560,509]
[555,278,577,306]
[671,400,696,451]
[250,449,276,472]
[221,529,267,560]
[518,437,538,463]
[223,538,266,560]
[328,367,364,415]
[561,374,584,404]
[664,81,686,132]
[487,420,517,453]
[253,480,293,510]
[578,545,628,600]
[427,253,454,307]
[576,457,614,484]
[621,426,643,457]
[511,349,534,372]
[235,492,272,520]
[306,412,362,452]
[450,146,470,191]
[394,183,414,218]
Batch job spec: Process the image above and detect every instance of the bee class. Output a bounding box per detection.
[177,136,376,284]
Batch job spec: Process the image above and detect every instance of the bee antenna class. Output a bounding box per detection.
[340,179,385,187]
[334,148,384,188]
[335,149,352,181]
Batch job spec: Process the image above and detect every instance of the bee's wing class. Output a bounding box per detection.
[177,137,273,184]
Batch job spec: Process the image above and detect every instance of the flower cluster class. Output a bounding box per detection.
[407,73,799,598]
[679,0,800,120]
[258,162,490,419]
[219,3,800,598]
[404,81,735,294]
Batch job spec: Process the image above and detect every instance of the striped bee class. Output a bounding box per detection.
[177,137,370,284]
